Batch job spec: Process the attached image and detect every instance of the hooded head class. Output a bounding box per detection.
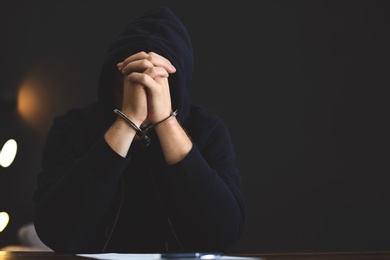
[98,6,194,131]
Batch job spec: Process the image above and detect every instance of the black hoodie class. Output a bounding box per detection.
[33,6,246,253]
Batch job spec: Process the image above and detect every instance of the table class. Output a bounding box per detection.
[229,250,390,259]
[1,250,390,260]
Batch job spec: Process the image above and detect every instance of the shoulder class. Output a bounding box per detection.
[184,104,223,129]
[183,104,231,144]
[47,102,100,144]
[52,103,98,128]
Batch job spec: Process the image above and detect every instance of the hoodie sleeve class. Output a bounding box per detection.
[33,106,127,252]
[164,105,247,251]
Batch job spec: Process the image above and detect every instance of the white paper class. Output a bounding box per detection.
[77,253,162,260]
[77,253,263,260]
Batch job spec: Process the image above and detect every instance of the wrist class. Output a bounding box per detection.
[114,116,138,133]
[113,109,151,147]
[152,109,178,128]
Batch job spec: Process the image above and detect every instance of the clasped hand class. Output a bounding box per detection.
[116,51,177,127]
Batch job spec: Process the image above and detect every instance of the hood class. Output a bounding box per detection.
[98,6,194,131]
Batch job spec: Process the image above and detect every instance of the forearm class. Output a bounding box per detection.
[34,175,117,251]
[166,148,246,250]
[155,116,193,165]
[104,117,138,158]
[34,137,128,251]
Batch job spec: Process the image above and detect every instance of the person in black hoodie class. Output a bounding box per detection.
[33,6,246,253]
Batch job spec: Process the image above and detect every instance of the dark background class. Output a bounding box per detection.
[1,0,390,253]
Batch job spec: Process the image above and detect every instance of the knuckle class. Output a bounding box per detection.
[140,59,152,68]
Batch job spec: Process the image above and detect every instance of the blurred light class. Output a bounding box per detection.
[17,78,46,130]
[0,139,18,168]
[0,212,10,232]
[17,67,60,134]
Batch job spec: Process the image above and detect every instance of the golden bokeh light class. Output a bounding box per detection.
[17,80,42,125]
[16,53,85,135]
[17,75,52,133]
